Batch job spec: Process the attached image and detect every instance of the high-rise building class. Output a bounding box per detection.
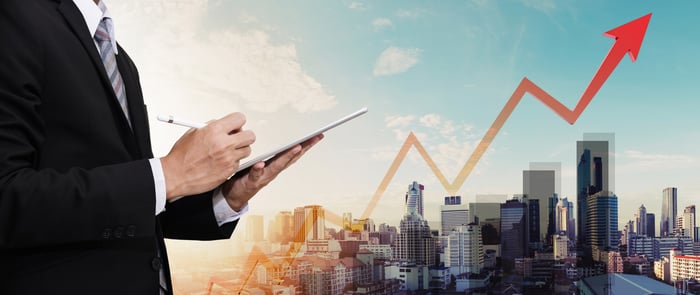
[682,205,696,242]
[587,191,619,261]
[553,233,569,260]
[446,224,483,275]
[269,211,293,243]
[246,215,264,242]
[500,197,528,262]
[635,205,648,236]
[556,197,575,243]
[405,181,424,217]
[576,140,609,259]
[440,196,469,235]
[396,182,435,266]
[293,205,326,242]
[661,187,678,237]
[647,213,656,238]
[523,170,556,246]
[527,197,541,254]
[343,212,353,230]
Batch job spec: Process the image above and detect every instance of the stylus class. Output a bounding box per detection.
[157,115,207,129]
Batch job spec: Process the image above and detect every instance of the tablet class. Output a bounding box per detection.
[236,107,368,173]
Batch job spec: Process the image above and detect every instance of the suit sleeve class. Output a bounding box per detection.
[0,3,155,249]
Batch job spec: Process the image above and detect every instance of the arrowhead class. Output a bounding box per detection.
[604,13,651,62]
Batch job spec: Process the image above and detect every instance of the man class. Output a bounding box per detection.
[0,0,322,293]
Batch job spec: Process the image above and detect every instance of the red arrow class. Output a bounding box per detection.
[361,13,654,200]
[569,13,652,122]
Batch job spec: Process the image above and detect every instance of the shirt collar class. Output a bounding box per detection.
[72,0,119,54]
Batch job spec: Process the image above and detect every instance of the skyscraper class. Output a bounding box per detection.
[500,197,527,263]
[405,181,424,217]
[682,205,696,242]
[246,215,265,242]
[661,187,678,237]
[523,170,555,246]
[293,205,326,242]
[586,191,618,262]
[270,211,293,243]
[556,197,575,243]
[527,198,540,254]
[396,182,435,266]
[576,140,609,260]
[446,224,483,275]
[635,205,647,236]
[646,213,656,238]
[440,196,469,235]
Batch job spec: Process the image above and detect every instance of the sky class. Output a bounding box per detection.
[109,0,700,246]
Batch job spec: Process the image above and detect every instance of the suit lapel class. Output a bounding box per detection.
[57,0,142,158]
[116,47,154,158]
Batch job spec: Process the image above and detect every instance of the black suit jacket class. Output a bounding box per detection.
[0,0,237,293]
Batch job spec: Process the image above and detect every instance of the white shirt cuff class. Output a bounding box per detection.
[212,186,249,227]
[149,158,167,215]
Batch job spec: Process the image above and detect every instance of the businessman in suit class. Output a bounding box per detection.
[0,0,322,293]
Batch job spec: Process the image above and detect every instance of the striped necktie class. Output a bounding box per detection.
[94,1,130,125]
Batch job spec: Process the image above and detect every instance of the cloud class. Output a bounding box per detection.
[518,0,556,14]
[395,8,427,19]
[110,0,336,114]
[372,18,394,31]
[419,114,441,128]
[622,150,695,163]
[385,115,416,128]
[373,47,422,77]
[348,1,366,10]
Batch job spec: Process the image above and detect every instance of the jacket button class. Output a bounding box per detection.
[126,225,136,238]
[102,228,112,240]
[152,258,162,271]
[114,226,125,239]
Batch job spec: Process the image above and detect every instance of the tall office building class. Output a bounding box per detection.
[635,205,648,236]
[396,182,435,266]
[405,181,424,217]
[527,198,541,254]
[587,191,619,261]
[343,212,353,230]
[470,196,504,246]
[269,211,293,243]
[556,197,576,243]
[523,170,556,245]
[293,205,326,242]
[682,205,696,242]
[576,140,610,260]
[661,187,678,237]
[440,196,469,235]
[500,197,528,262]
[246,215,265,242]
[446,224,483,275]
[646,213,656,238]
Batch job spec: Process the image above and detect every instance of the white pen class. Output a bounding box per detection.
[156,114,207,129]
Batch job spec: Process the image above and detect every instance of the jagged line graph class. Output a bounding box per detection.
[205,13,652,294]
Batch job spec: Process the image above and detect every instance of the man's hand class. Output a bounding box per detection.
[160,113,255,200]
[221,134,324,211]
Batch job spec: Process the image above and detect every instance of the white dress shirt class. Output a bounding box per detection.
[73,0,247,225]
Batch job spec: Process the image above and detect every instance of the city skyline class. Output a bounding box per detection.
[107,1,700,236]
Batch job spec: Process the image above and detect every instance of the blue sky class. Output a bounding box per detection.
[112,0,700,241]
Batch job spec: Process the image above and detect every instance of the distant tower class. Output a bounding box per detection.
[661,187,678,237]
[635,205,647,236]
[500,197,528,262]
[587,191,619,261]
[682,205,696,241]
[246,215,264,242]
[396,182,435,266]
[293,205,325,242]
[441,196,469,235]
[576,139,610,263]
[405,181,424,217]
[446,224,483,275]
[646,213,656,238]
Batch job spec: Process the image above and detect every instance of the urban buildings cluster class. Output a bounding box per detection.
[205,136,700,294]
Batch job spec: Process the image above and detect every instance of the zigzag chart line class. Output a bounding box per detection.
[210,13,652,294]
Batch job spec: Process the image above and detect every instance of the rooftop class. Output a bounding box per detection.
[581,274,691,295]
